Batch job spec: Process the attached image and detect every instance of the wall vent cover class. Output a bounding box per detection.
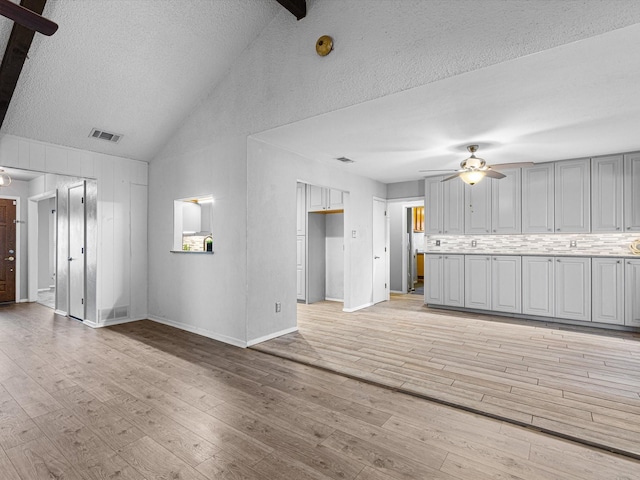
[89,128,123,143]
[336,156,354,163]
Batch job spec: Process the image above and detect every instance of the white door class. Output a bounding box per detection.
[372,198,387,304]
[68,183,85,320]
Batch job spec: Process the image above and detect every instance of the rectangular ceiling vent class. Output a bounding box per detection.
[89,128,123,143]
[336,156,355,164]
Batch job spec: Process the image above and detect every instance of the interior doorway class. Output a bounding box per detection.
[28,190,57,309]
[388,198,424,294]
[372,197,389,304]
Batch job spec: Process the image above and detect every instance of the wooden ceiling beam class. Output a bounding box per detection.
[0,0,48,128]
[276,0,306,20]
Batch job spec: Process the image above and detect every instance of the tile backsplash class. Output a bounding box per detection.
[424,233,640,257]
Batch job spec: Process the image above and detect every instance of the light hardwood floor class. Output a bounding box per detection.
[252,294,640,459]
[0,302,639,479]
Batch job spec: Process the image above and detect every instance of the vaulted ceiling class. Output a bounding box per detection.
[1,0,640,185]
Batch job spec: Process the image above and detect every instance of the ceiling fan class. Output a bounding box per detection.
[0,0,58,36]
[419,145,534,185]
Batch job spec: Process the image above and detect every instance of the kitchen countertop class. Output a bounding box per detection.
[421,251,640,259]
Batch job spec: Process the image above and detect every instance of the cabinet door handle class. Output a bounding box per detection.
[547,228,552,232]
[557,228,561,232]
[557,259,560,262]
[616,227,621,231]
[548,259,552,262]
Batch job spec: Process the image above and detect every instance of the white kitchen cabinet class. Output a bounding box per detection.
[592,258,624,325]
[591,156,623,233]
[307,185,345,212]
[465,180,491,234]
[424,254,444,304]
[443,179,464,234]
[624,153,640,232]
[424,176,443,234]
[522,256,554,317]
[491,168,521,234]
[296,236,306,300]
[465,255,491,310]
[443,255,465,307]
[626,259,640,327]
[491,255,522,314]
[555,257,591,322]
[296,183,306,235]
[522,164,554,233]
[555,159,590,233]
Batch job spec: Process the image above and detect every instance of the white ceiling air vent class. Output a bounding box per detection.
[89,128,123,143]
[336,156,354,164]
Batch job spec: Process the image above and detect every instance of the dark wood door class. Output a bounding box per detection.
[0,199,16,303]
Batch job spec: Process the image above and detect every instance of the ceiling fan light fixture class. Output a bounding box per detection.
[0,169,11,187]
[460,169,485,186]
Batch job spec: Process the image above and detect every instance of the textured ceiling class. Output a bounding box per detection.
[0,0,280,161]
[254,22,640,184]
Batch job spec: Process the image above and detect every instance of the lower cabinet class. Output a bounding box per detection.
[424,254,464,307]
[626,259,640,327]
[555,257,591,322]
[592,258,624,325]
[522,256,555,317]
[491,256,522,314]
[465,256,491,310]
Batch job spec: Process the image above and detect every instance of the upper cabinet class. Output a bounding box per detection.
[522,163,554,233]
[307,185,344,212]
[554,158,590,233]
[443,178,464,234]
[491,168,521,234]
[425,176,443,234]
[465,180,491,234]
[624,153,640,231]
[591,155,623,232]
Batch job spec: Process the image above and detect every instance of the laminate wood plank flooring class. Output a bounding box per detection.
[0,303,638,479]
[252,295,640,458]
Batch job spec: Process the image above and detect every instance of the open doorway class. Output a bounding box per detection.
[388,198,424,294]
[28,190,57,309]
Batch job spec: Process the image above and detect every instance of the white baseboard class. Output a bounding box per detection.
[147,315,246,348]
[324,297,344,303]
[343,302,374,313]
[84,316,146,328]
[54,309,67,317]
[247,326,298,347]
[18,298,29,303]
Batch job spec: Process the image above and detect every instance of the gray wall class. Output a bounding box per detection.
[325,213,344,301]
[387,180,424,200]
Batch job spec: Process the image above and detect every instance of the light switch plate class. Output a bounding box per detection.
[471,240,477,247]
[570,240,577,248]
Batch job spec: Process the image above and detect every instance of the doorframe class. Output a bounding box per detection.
[0,195,21,302]
[372,197,390,304]
[401,199,425,293]
[27,190,57,303]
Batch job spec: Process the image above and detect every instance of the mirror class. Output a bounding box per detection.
[173,195,213,253]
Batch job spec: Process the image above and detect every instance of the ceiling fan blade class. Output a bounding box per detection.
[418,169,457,173]
[490,162,535,170]
[485,169,506,179]
[0,0,58,36]
[441,172,462,182]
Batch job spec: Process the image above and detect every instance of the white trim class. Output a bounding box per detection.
[18,298,29,303]
[27,190,57,303]
[148,315,247,348]
[343,302,374,313]
[247,326,298,347]
[83,316,145,328]
[54,309,67,316]
[324,297,344,302]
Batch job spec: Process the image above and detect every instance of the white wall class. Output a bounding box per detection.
[37,198,54,290]
[0,134,148,325]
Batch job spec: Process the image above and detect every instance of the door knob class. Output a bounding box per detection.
[374,256,380,259]
[68,257,74,261]
[4,256,14,261]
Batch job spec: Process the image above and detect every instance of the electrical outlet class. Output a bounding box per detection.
[570,240,577,248]
[435,240,441,246]
[352,230,357,238]
[275,302,281,313]
[471,240,477,247]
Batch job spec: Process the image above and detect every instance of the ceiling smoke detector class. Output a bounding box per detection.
[336,156,354,164]
[89,128,123,143]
